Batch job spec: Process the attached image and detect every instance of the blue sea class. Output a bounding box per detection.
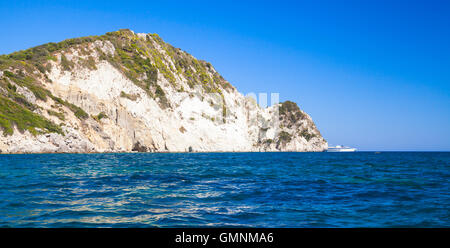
[0,152,448,227]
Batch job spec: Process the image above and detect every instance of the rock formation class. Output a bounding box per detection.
[0,29,327,153]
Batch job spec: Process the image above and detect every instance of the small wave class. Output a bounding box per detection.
[0,152,448,227]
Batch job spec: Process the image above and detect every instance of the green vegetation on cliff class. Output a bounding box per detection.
[92,112,107,122]
[50,96,88,120]
[300,129,316,141]
[278,131,292,144]
[279,101,307,124]
[0,68,89,135]
[120,91,138,101]
[0,29,237,136]
[3,70,49,101]
[0,96,62,136]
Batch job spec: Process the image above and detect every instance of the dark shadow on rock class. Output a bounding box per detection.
[132,141,148,152]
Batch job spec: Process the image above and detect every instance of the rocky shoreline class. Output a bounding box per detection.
[0,29,327,153]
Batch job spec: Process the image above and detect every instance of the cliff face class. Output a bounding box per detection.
[0,29,327,153]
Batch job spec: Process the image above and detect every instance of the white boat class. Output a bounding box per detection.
[327,145,357,152]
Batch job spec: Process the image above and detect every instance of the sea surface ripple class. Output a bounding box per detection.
[0,152,448,227]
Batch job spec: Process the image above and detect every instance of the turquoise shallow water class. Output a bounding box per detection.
[0,152,448,227]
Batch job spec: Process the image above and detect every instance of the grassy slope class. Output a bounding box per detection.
[0,29,234,136]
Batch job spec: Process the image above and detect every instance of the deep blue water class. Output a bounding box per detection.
[0,152,449,227]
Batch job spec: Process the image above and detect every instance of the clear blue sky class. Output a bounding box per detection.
[1,0,449,151]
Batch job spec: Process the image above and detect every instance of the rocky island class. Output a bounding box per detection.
[0,29,327,153]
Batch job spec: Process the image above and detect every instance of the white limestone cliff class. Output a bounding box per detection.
[0,30,327,153]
